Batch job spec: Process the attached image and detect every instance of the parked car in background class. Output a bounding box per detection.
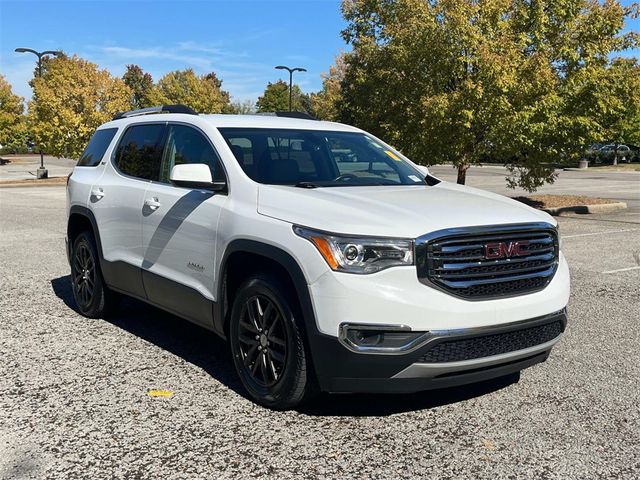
[584,143,604,163]
[594,144,632,164]
[627,144,640,163]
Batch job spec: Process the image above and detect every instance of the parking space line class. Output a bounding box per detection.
[602,266,640,274]
[563,228,640,238]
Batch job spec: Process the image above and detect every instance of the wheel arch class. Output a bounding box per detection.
[68,206,105,264]
[216,240,319,347]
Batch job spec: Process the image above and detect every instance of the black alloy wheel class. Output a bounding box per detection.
[72,241,96,310]
[229,274,315,409]
[237,295,288,387]
[70,231,114,318]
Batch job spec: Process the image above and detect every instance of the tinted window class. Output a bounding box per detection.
[115,124,165,180]
[218,128,425,187]
[159,125,225,184]
[77,128,118,167]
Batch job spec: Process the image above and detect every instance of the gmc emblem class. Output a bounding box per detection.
[484,240,529,259]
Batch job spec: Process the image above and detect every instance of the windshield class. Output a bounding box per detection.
[218,128,426,187]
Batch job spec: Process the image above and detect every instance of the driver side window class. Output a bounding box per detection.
[159,124,225,184]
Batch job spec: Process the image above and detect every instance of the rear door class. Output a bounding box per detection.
[140,123,228,327]
[90,122,166,298]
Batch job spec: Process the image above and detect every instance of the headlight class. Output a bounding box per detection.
[293,226,414,274]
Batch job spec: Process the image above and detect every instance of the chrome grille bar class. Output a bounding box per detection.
[416,223,559,300]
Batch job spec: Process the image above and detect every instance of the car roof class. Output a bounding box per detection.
[100,113,362,133]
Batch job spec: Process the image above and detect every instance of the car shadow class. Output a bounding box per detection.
[51,275,520,416]
[51,275,244,397]
[298,373,519,416]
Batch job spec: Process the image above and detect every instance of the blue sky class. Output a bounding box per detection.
[0,0,347,102]
[0,0,638,104]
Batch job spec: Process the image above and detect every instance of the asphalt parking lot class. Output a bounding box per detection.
[1,168,639,479]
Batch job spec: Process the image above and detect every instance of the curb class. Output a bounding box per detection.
[0,177,68,188]
[563,167,640,173]
[542,202,627,216]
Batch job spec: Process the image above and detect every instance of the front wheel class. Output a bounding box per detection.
[229,274,315,409]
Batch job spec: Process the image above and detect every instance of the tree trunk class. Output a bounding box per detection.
[457,163,469,185]
[613,142,618,165]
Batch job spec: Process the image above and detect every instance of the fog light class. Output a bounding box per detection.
[339,324,430,354]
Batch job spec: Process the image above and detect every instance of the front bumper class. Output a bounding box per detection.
[310,309,567,393]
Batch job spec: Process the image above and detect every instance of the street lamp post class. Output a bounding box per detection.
[274,65,307,112]
[15,47,63,179]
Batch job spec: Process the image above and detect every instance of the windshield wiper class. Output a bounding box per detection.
[294,182,321,189]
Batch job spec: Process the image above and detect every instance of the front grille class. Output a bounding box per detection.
[416,223,559,300]
[419,319,564,363]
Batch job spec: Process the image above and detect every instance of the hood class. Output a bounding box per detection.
[257,181,554,238]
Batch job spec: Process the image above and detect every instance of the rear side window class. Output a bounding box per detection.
[114,124,165,180]
[159,124,226,183]
[77,128,118,167]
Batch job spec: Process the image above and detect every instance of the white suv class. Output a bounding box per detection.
[66,105,570,409]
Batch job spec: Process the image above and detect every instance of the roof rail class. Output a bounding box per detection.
[256,111,317,120]
[112,104,198,121]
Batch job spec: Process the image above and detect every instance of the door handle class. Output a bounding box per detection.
[144,197,161,211]
[90,187,104,199]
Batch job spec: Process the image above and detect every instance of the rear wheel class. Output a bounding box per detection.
[70,231,114,318]
[229,274,315,409]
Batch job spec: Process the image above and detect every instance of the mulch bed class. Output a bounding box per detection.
[513,194,617,209]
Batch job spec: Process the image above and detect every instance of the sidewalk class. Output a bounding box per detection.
[0,155,76,182]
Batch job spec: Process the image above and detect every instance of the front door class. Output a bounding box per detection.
[140,123,228,327]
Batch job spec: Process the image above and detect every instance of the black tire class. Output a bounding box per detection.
[70,230,115,318]
[229,273,315,409]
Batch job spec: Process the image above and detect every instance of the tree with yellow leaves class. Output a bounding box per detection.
[0,75,26,152]
[27,55,131,159]
[148,69,233,113]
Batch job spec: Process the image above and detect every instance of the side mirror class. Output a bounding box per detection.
[170,163,226,191]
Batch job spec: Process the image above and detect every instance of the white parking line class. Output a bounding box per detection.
[563,228,640,238]
[602,266,640,274]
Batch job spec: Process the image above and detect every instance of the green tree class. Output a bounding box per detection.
[570,58,640,163]
[149,69,232,113]
[256,80,311,113]
[0,75,27,152]
[27,55,131,159]
[122,64,154,109]
[339,0,639,190]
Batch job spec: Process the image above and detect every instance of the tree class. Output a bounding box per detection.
[148,69,232,113]
[122,64,153,109]
[311,54,347,121]
[570,58,640,163]
[256,80,312,113]
[339,0,639,190]
[0,75,27,152]
[231,99,257,114]
[27,55,131,159]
